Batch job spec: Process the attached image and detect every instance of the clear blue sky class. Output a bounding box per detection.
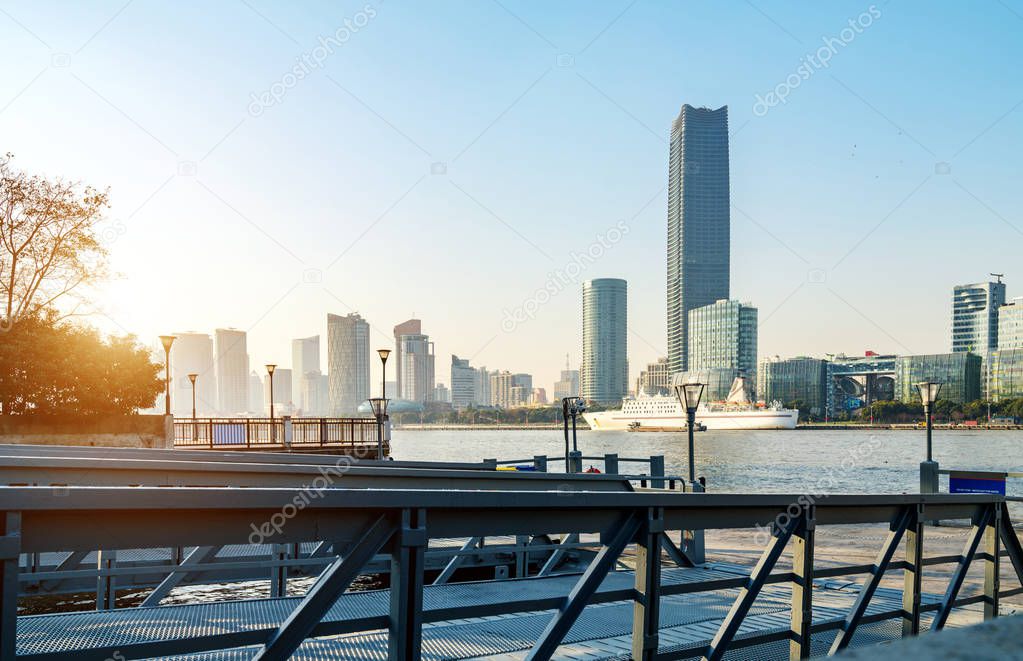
[2,1,1022,392]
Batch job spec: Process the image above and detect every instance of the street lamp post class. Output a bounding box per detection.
[265,364,277,420]
[368,397,389,460]
[674,382,706,485]
[561,397,586,472]
[159,335,176,416]
[187,374,198,419]
[917,381,942,494]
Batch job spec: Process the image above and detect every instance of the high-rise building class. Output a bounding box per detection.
[895,353,981,405]
[635,357,671,396]
[248,369,264,414]
[992,349,1023,401]
[758,356,828,417]
[581,278,628,403]
[299,370,328,416]
[475,367,491,407]
[399,333,435,402]
[264,368,293,414]
[327,313,370,416]
[687,299,757,384]
[291,336,320,410]
[214,328,248,416]
[432,383,450,404]
[952,280,1006,355]
[170,332,216,417]
[393,319,421,397]
[553,355,580,400]
[667,104,730,376]
[450,355,476,409]
[998,297,1023,351]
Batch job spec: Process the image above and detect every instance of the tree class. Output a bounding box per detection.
[0,312,162,415]
[1,153,110,328]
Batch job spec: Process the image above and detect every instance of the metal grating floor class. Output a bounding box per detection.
[17,563,949,660]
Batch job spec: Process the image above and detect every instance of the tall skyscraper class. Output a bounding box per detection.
[393,319,421,397]
[952,280,1006,355]
[248,369,264,414]
[667,104,730,376]
[214,328,248,416]
[291,335,320,413]
[170,332,216,417]
[997,297,1023,351]
[264,367,293,413]
[581,278,628,403]
[327,313,370,416]
[399,333,435,402]
[553,355,580,400]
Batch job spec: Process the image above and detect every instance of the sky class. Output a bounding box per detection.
[2,1,1022,394]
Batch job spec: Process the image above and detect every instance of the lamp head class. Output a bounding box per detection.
[265,363,276,376]
[916,381,942,406]
[674,382,706,412]
[159,335,176,352]
[187,373,198,385]
[377,348,391,362]
[368,397,389,417]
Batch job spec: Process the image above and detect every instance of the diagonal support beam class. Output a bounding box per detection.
[433,536,481,585]
[830,506,912,654]
[253,514,397,661]
[140,545,220,607]
[538,533,579,577]
[997,502,1023,589]
[704,510,803,661]
[526,512,642,660]
[933,504,993,630]
[661,532,695,568]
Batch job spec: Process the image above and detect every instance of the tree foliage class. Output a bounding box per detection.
[0,312,163,415]
[0,153,110,328]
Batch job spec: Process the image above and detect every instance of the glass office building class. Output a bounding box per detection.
[952,281,1006,354]
[581,278,628,403]
[758,357,828,415]
[677,367,741,402]
[667,104,730,375]
[687,299,757,386]
[895,352,981,404]
[825,354,896,417]
[992,349,1023,401]
[998,298,1023,351]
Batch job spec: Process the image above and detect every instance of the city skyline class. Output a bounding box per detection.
[3,3,1021,392]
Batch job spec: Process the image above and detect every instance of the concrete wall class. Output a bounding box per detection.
[0,414,173,449]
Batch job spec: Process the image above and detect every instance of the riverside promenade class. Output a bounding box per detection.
[2,444,1021,660]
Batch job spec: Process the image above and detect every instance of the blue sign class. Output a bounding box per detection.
[950,471,1006,496]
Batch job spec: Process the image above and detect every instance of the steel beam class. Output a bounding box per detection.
[998,503,1023,589]
[902,505,924,636]
[984,504,1001,619]
[789,508,814,660]
[538,533,579,577]
[253,514,396,660]
[432,536,480,585]
[526,512,642,660]
[704,509,801,661]
[933,504,992,630]
[389,508,426,660]
[632,508,663,661]
[0,512,20,661]
[140,545,219,607]
[95,549,117,610]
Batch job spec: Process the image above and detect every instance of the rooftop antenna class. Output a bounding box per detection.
[991,273,1004,284]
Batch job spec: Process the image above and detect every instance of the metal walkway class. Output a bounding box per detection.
[16,563,947,660]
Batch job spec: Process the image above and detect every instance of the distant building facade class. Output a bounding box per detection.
[952,281,1006,355]
[825,353,896,417]
[171,332,216,417]
[895,352,981,405]
[667,104,730,375]
[998,297,1023,351]
[214,328,248,416]
[687,299,757,387]
[291,335,320,413]
[248,370,264,414]
[264,368,293,414]
[553,364,580,401]
[392,319,421,397]
[399,333,435,403]
[635,357,671,396]
[581,278,628,403]
[758,356,828,416]
[992,349,1023,401]
[327,312,370,416]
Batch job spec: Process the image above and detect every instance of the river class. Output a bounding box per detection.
[390,427,1023,496]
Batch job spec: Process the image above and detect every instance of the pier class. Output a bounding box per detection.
[2,445,1021,659]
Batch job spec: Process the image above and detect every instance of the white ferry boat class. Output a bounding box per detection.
[582,376,798,431]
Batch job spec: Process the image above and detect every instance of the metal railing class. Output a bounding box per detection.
[2,487,1020,660]
[173,417,379,450]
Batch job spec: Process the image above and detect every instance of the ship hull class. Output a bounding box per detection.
[583,409,798,431]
